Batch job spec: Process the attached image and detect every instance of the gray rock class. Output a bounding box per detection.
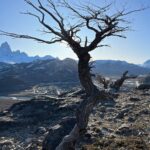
[100,98,116,107]
[115,124,139,136]
[35,127,47,135]
[139,109,150,115]
[128,116,136,122]
[137,75,150,89]
[0,140,15,150]
[25,138,32,143]
[99,112,105,118]
[115,108,130,119]
[129,97,140,102]
[101,127,114,136]
[99,106,106,112]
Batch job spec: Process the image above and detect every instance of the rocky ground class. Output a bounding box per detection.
[0,85,149,150]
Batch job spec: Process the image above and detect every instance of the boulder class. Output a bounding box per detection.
[35,127,47,135]
[137,75,150,89]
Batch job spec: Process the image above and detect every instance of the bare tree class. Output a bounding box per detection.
[96,71,137,91]
[0,0,143,149]
[110,71,137,91]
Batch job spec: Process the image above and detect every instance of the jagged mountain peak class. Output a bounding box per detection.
[0,41,12,54]
[0,42,54,63]
[1,41,10,48]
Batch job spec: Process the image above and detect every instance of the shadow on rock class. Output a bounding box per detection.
[0,98,76,131]
[43,117,76,150]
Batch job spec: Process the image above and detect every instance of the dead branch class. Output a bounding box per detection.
[110,71,137,91]
[0,0,144,51]
[96,74,110,89]
[0,30,62,44]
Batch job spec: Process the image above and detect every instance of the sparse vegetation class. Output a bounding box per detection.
[0,0,149,150]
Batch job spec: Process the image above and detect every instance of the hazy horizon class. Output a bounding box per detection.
[0,0,150,64]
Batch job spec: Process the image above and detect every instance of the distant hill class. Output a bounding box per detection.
[143,60,150,68]
[0,62,12,70]
[0,58,79,93]
[0,58,150,93]
[0,42,54,63]
[93,60,150,76]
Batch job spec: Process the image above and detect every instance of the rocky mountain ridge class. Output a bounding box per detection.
[0,42,54,63]
[0,58,150,94]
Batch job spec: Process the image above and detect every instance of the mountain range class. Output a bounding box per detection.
[0,58,150,93]
[0,42,150,93]
[0,42,150,68]
[0,58,79,93]
[93,60,150,76]
[0,42,54,63]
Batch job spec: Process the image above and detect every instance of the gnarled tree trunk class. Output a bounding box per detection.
[56,52,110,150]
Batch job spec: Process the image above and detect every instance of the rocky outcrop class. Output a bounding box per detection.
[0,88,149,149]
[137,75,150,89]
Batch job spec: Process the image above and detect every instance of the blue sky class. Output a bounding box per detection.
[0,0,150,64]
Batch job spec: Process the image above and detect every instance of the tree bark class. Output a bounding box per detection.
[56,52,110,150]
